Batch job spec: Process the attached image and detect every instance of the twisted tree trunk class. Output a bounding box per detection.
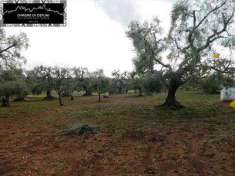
[58,92,63,106]
[98,92,101,102]
[2,96,10,107]
[138,88,143,96]
[43,90,55,100]
[161,76,183,109]
[83,89,92,96]
[70,95,74,101]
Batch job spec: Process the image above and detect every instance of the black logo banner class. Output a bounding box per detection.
[1,1,66,27]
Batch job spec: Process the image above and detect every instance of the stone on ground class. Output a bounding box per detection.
[62,123,99,135]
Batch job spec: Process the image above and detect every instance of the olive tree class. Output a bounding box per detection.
[111,70,129,94]
[61,68,75,100]
[0,29,28,106]
[26,69,44,95]
[143,72,162,95]
[0,69,28,106]
[128,0,235,108]
[131,73,144,96]
[130,71,162,96]
[13,69,28,101]
[92,69,109,102]
[0,29,28,69]
[29,66,55,100]
[75,68,95,96]
[52,67,67,106]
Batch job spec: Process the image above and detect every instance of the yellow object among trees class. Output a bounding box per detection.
[229,101,235,109]
[213,53,220,59]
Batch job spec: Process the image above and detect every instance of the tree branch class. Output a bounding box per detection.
[193,10,196,27]
[187,1,227,49]
[209,66,235,74]
[0,44,16,54]
[195,1,226,30]
[198,8,235,52]
[143,31,171,69]
[154,57,171,68]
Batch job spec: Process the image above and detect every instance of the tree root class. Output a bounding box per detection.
[159,101,184,110]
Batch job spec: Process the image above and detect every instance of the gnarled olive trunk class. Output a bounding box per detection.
[70,95,74,101]
[162,76,183,109]
[125,88,128,94]
[43,90,54,100]
[118,88,122,94]
[138,88,143,96]
[163,85,180,107]
[2,96,10,107]
[83,89,92,96]
[58,92,63,106]
[98,92,101,102]
[62,91,70,97]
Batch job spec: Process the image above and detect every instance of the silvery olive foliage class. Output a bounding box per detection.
[128,0,235,107]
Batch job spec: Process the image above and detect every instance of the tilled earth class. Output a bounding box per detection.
[0,94,235,176]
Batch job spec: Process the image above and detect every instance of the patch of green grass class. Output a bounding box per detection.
[58,91,234,133]
[0,91,234,133]
[69,105,116,119]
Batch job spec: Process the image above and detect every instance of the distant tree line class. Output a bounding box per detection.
[2,62,234,107]
[0,64,165,107]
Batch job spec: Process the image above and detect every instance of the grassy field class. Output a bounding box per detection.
[0,91,235,176]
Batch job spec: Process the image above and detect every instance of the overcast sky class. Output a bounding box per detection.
[4,0,175,76]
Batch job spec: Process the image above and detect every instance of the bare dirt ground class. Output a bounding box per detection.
[0,93,235,176]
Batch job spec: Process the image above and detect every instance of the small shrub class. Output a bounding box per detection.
[200,74,221,94]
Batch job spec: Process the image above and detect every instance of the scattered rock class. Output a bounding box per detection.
[144,167,156,175]
[0,156,14,176]
[149,134,166,143]
[124,130,145,140]
[62,123,100,135]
